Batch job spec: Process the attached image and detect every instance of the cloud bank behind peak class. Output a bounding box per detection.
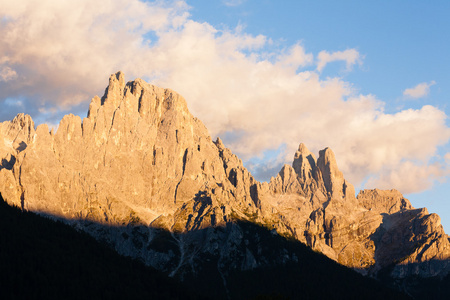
[0,0,449,194]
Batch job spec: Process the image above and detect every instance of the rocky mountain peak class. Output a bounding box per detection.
[317,148,341,179]
[0,72,449,293]
[317,147,355,203]
[292,143,316,182]
[317,148,341,192]
[295,142,313,157]
[6,113,35,148]
[270,144,355,204]
[101,71,126,108]
[214,137,225,149]
[1,71,262,231]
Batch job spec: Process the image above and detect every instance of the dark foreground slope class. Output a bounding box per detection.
[377,265,450,299]
[0,193,410,300]
[177,220,412,300]
[0,194,203,300]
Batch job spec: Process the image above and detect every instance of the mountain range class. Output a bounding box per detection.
[1,71,449,298]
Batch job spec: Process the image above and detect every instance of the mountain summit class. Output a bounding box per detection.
[1,72,449,295]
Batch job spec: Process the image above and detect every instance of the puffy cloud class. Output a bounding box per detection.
[403,81,436,99]
[365,161,448,194]
[0,0,449,195]
[0,0,188,107]
[333,105,450,192]
[317,49,363,72]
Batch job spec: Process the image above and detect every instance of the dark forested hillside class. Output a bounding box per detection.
[0,194,203,300]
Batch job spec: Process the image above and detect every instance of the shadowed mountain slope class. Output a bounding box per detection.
[0,193,410,300]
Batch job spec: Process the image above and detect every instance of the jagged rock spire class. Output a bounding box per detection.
[317,148,343,198]
[292,143,316,183]
[102,71,125,108]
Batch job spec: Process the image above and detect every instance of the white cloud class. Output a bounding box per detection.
[0,0,188,107]
[0,0,449,195]
[317,49,363,72]
[403,81,436,99]
[365,161,448,194]
[276,43,314,70]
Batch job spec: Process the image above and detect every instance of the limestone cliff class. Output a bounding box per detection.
[263,143,450,276]
[0,72,260,230]
[0,72,448,288]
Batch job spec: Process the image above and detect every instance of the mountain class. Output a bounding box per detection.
[0,71,448,298]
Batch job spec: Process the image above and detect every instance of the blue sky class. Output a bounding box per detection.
[1,0,449,230]
[189,0,449,110]
[189,0,450,229]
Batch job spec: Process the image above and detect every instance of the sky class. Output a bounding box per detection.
[1,0,450,230]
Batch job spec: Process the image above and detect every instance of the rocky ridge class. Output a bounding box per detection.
[0,72,449,288]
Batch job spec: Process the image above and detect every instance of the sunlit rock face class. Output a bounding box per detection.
[0,72,449,284]
[0,72,260,230]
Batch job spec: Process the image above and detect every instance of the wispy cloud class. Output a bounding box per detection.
[222,0,246,7]
[403,81,436,99]
[0,0,449,195]
[316,49,363,72]
[0,66,17,82]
